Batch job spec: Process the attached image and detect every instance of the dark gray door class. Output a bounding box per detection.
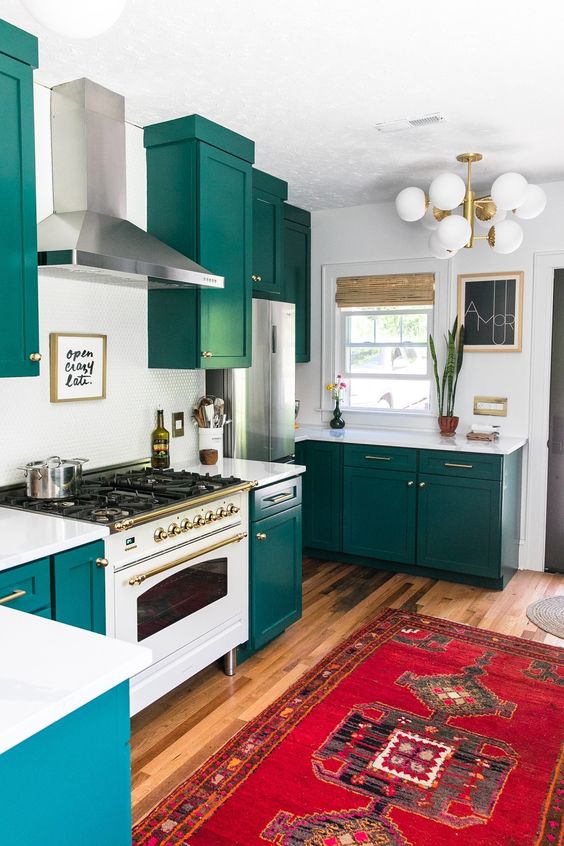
[545,269,564,572]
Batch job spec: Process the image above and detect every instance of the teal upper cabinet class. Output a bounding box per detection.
[284,204,311,363]
[0,20,39,378]
[52,540,106,634]
[252,169,287,300]
[144,115,255,369]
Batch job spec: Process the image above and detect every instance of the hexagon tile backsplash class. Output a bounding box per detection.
[0,273,205,486]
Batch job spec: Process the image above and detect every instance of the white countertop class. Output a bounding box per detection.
[171,457,306,488]
[295,425,526,456]
[0,510,109,573]
[0,606,150,754]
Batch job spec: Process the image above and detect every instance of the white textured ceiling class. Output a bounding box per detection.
[1,0,564,210]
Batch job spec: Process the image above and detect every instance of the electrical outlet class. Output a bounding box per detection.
[473,396,508,416]
[172,411,185,437]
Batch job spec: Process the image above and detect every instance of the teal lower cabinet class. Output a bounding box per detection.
[52,539,106,634]
[0,540,106,632]
[240,478,303,658]
[299,440,522,589]
[343,467,416,563]
[1,682,132,846]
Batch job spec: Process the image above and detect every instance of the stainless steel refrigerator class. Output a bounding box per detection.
[206,300,295,462]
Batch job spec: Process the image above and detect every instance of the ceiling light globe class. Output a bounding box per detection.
[395,187,427,222]
[21,0,128,38]
[429,173,466,211]
[436,215,472,251]
[475,207,507,229]
[514,184,547,219]
[429,232,455,259]
[490,172,529,211]
[489,220,524,254]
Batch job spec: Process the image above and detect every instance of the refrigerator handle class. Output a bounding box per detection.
[272,324,277,355]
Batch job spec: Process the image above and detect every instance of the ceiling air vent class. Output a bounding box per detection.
[374,113,445,133]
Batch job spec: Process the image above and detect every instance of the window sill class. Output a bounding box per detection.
[317,407,436,419]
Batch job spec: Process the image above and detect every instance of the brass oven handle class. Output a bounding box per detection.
[128,532,248,586]
[114,480,258,532]
[264,492,293,504]
[0,588,26,605]
[444,462,473,469]
[365,455,391,461]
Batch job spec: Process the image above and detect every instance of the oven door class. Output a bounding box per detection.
[114,527,247,663]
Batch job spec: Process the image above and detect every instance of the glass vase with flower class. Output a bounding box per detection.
[326,375,347,429]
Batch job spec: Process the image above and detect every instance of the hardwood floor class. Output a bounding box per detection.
[130,557,564,823]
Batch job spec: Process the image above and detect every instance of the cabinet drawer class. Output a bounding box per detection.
[0,557,51,615]
[419,450,502,481]
[251,476,301,521]
[343,444,416,472]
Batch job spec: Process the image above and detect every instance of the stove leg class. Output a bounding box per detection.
[223,648,237,676]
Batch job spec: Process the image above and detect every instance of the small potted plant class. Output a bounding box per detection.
[326,374,347,429]
[429,318,464,436]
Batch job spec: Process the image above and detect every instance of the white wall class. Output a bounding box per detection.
[297,181,564,569]
[0,83,204,486]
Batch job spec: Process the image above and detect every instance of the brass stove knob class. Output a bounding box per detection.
[205,510,217,523]
[180,518,193,532]
[227,503,240,515]
[193,514,206,528]
[168,523,181,536]
[216,507,228,519]
[154,527,168,542]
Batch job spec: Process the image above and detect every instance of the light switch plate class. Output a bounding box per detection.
[473,396,508,417]
[172,411,185,437]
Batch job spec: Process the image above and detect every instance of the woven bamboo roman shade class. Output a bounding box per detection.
[335,273,435,308]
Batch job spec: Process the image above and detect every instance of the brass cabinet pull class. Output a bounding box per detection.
[256,532,267,541]
[365,455,391,461]
[202,351,213,358]
[444,462,473,469]
[407,480,415,487]
[95,557,109,568]
[128,532,247,586]
[0,588,26,605]
[265,492,293,504]
[29,353,42,362]
[418,481,427,488]
[252,274,262,282]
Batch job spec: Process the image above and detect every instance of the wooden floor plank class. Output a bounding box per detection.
[130,558,564,823]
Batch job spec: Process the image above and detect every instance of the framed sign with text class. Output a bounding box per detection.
[457,272,523,352]
[50,333,107,402]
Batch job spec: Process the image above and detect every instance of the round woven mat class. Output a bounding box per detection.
[526,595,564,639]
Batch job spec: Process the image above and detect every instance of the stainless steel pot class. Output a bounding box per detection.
[19,456,89,499]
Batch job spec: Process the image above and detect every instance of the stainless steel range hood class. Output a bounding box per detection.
[37,78,223,290]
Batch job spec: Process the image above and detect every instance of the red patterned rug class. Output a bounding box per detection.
[133,609,564,845]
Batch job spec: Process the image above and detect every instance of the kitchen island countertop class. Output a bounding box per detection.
[0,509,109,573]
[0,606,150,754]
[171,456,306,488]
[295,425,526,456]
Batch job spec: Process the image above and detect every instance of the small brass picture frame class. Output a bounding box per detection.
[50,333,107,403]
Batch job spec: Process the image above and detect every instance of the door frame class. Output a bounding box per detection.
[526,250,564,571]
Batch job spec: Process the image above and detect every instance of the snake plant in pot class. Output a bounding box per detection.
[429,318,465,436]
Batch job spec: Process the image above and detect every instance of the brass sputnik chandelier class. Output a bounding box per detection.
[395,153,547,259]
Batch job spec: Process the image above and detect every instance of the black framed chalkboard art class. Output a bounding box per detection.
[457,272,523,352]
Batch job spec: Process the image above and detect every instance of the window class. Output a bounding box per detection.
[335,273,435,413]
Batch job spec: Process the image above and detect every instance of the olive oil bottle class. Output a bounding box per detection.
[151,408,170,469]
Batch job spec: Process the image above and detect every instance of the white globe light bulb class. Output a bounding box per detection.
[436,215,472,251]
[429,173,466,211]
[475,207,507,230]
[489,220,524,254]
[514,184,547,219]
[490,172,529,211]
[395,187,427,222]
[22,0,128,38]
[429,232,456,259]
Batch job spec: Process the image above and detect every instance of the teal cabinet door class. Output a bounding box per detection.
[145,116,255,370]
[299,440,342,552]
[1,682,132,846]
[0,557,50,616]
[199,143,253,367]
[0,26,40,378]
[252,169,287,300]
[284,205,311,363]
[52,540,106,633]
[416,474,502,577]
[343,466,417,563]
[250,504,302,650]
